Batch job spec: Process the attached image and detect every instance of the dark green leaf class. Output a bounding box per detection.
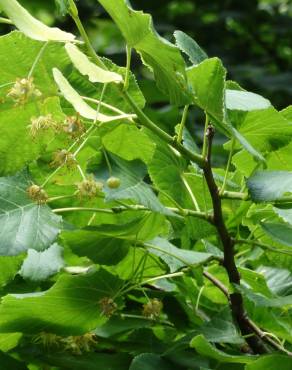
[174,30,208,65]
[97,0,191,105]
[0,268,123,335]
[247,171,292,202]
[190,335,256,363]
[245,355,292,370]
[0,171,62,255]
[129,353,176,370]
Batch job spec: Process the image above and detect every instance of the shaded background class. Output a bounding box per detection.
[7,0,291,110]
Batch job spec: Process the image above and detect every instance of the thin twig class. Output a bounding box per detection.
[234,239,292,257]
[52,204,213,222]
[203,271,229,298]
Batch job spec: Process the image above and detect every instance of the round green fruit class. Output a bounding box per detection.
[107,176,121,189]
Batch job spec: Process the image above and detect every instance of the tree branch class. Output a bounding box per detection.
[204,268,292,356]
[202,125,268,354]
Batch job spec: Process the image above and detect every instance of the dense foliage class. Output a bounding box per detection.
[0,0,291,369]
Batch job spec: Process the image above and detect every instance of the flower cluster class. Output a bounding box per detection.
[33,332,97,355]
[76,176,103,199]
[50,149,76,169]
[63,115,85,138]
[142,298,163,319]
[26,184,48,204]
[7,77,41,105]
[99,297,117,317]
[28,114,58,138]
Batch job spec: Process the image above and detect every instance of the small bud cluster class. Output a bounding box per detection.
[28,114,58,138]
[99,297,117,317]
[142,298,163,319]
[26,184,48,204]
[50,149,76,169]
[76,176,103,199]
[7,77,41,105]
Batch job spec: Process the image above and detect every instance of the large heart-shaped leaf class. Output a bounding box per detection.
[0,268,123,335]
[0,172,62,255]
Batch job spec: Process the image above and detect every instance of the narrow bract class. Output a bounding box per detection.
[52,68,134,122]
[65,43,123,84]
[0,0,76,42]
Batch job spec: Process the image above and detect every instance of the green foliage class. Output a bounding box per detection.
[0,1,291,369]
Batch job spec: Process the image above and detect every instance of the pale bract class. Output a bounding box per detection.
[65,43,123,84]
[0,0,76,42]
[52,68,134,122]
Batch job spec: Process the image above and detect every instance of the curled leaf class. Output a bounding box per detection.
[52,68,134,122]
[0,0,76,42]
[65,43,123,84]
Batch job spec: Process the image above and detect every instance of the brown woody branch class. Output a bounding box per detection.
[203,125,268,354]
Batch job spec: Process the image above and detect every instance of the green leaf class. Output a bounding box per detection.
[257,266,292,296]
[0,255,24,287]
[37,352,131,370]
[78,213,167,243]
[62,232,129,265]
[0,333,22,352]
[247,171,292,202]
[0,171,62,256]
[200,309,244,344]
[19,243,64,281]
[111,246,164,281]
[233,107,292,152]
[0,0,75,42]
[261,222,292,247]
[0,32,71,175]
[102,124,156,163]
[231,128,266,163]
[97,0,190,105]
[187,58,227,133]
[65,43,123,83]
[0,268,123,335]
[147,134,187,205]
[0,32,70,96]
[0,351,27,370]
[55,0,70,16]
[95,316,152,338]
[186,59,265,161]
[245,355,292,370]
[145,237,212,272]
[239,285,292,307]
[239,267,273,297]
[174,30,208,65]
[0,97,63,176]
[190,335,256,364]
[225,90,271,111]
[129,353,175,370]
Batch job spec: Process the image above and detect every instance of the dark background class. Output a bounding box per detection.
[9,0,291,110]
